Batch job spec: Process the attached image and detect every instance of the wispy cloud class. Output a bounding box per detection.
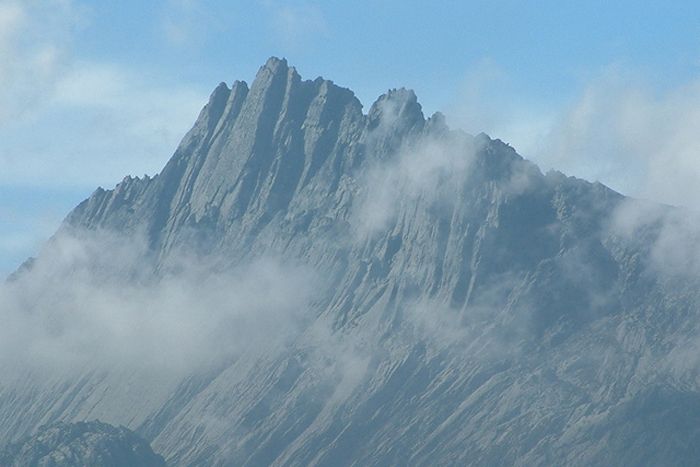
[0,0,209,188]
[449,62,700,208]
[0,0,82,124]
[536,68,700,207]
[351,129,476,237]
[444,59,555,164]
[0,61,208,188]
[0,0,210,275]
[0,228,317,376]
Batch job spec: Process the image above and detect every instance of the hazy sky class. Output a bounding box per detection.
[1,0,700,274]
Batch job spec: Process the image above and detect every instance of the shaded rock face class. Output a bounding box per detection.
[4,57,700,466]
[0,421,166,467]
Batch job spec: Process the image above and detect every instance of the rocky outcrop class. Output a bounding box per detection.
[0,421,166,467]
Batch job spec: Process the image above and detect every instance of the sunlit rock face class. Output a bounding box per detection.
[4,57,700,466]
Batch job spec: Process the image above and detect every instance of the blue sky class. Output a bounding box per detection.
[2,0,700,274]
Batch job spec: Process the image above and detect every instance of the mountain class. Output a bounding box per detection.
[0,421,166,467]
[3,57,700,466]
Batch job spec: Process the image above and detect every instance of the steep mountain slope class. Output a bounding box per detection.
[3,57,700,466]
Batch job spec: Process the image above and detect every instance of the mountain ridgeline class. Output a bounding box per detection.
[4,57,700,466]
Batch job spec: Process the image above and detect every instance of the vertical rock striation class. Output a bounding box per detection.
[5,57,700,466]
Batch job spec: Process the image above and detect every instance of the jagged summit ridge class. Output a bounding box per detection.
[64,56,469,260]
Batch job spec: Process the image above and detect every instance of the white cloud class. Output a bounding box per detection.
[607,197,700,383]
[351,131,476,237]
[0,61,208,188]
[0,0,208,189]
[351,96,483,237]
[0,2,24,43]
[0,0,81,123]
[444,60,555,164]
[536,69,700,207]
[610,197,700,278]
[0,0,210,273]
[445,62,700,209]
[0,228,317,376]
[450,63,700,208]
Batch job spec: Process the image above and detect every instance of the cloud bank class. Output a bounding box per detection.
[0,229,317,377]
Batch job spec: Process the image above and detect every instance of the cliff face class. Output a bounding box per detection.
[4,57,700,466]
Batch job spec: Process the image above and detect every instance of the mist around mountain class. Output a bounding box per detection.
[2,57,700,466]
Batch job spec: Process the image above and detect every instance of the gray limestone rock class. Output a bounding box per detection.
[4,57,700,466]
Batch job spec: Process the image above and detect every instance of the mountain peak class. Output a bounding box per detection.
[254,56,297,84]
[263,55,288,69]
[368,87,424,132]
[10,56,699,466]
